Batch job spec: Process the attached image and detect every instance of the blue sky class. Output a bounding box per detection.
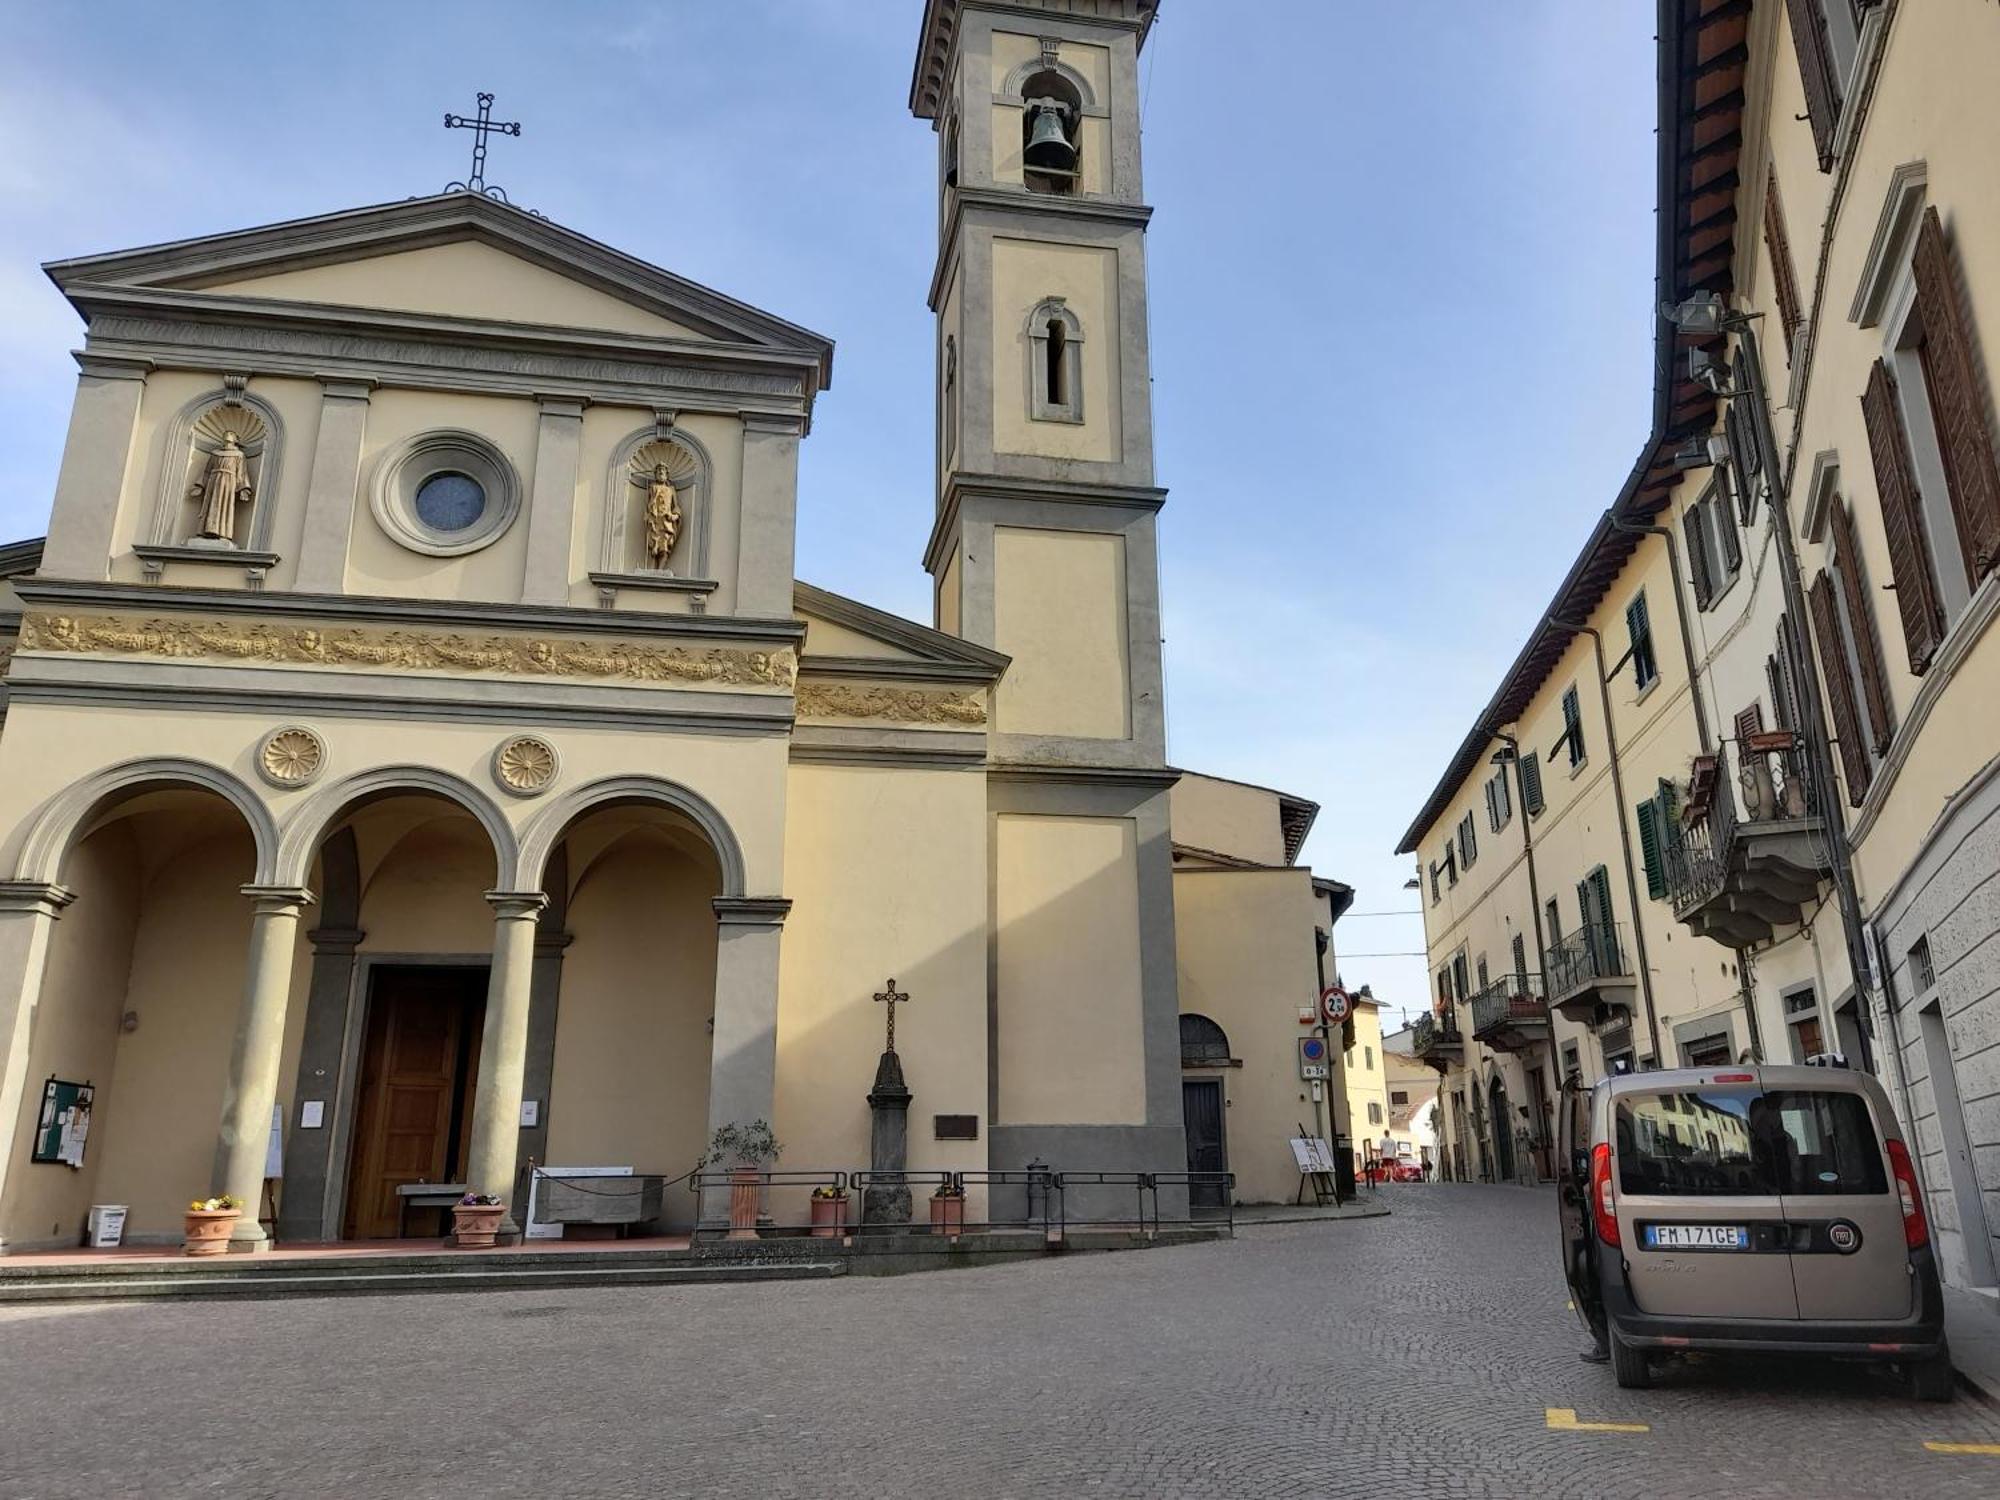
[0,2,1657,1028]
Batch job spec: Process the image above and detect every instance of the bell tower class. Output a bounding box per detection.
[912,1,1181,1187]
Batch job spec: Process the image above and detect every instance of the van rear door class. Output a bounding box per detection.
[1612,1081,1798,1320]
[1761,1085,1910,1321]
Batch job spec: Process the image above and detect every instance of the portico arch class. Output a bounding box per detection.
[274,765,519,891]
[517,774,745,897]
[13,756,279,886]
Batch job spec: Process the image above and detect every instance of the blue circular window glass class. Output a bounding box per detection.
[414,472,487,532]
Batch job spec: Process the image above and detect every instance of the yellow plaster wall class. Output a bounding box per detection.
[775,763,988,1188]
[1170,773,1284,866]
[1344,1002,1392,1155]
[0,825,139,1248]
[546,835,718,1214]
[991,238,1120,463]
[995,813,1145,1125]
[799,613,909,661]
[200,240,704,339]
[938,545,962,638]
[1172,867,1323,1204]
[356,819,504,955]
[992,526,1129,739]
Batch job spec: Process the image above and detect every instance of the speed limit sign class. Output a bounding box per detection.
[1320,985,1351,1025]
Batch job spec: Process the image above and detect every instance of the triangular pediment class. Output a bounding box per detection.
[795,581,1008,682]
[42,192,832,381]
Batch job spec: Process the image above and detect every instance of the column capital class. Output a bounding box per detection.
[712,895,792,928]
[307,925,366,955]
[72,353,152,382]
[536,394,589,420]
[316,375,377,402]
[486,890,551,920]
[0,881,76,919]
[240,884,315,916]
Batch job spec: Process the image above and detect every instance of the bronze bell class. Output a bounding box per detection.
[1024,103,1076,174]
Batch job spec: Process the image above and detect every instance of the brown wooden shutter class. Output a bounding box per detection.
[1862,358,1946,672]
[1809,570,1872,806]
[1830,498,1896,753]
[1684,503,1714,607]
[1764,173,1805,360]
[1784,0,1841,171]
[1912,206,2000,580]
[1733,703,1765,743]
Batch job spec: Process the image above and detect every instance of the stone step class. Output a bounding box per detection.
[0,1257,845,1305]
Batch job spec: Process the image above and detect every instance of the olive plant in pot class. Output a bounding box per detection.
[701,1120,781,1240]
[450,1192,507,1249]
[183,1194,243,1256]
[809,1182,850,1239]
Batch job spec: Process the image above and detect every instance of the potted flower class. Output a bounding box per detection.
[451,1192,507,1249]
[183,1195,243,1256]
[929,1179,966,1237]
[701,1120,781,1240]
[809,1182,850,1239]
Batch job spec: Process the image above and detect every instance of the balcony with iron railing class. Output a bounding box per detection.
[1410,1011,1464,1074]
[1544,920,1637,1024]
[1469,974,1550,1055]
[1666,733,1833,948]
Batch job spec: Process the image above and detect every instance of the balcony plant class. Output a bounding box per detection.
[182,1194,243,1256]
[450,1192,507,1249]
[929,1178,966,1237]
[809,1181,850,1239]
[701,1120,782,1241]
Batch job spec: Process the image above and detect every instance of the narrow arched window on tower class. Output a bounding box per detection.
[1045,318,1067,409]
[1028,299,1083,425]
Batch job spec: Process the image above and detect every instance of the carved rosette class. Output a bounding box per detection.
[493,734,560,797]
[256,725,327,789]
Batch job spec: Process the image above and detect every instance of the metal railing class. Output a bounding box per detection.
[1411,1012,1463,1058]
[1666,735,1818,916]
[1469,974,1548,1037]
[1544,920,1630,1000]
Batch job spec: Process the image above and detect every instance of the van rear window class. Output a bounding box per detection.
[1615,1087,1887,1197]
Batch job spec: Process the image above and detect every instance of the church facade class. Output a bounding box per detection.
[0,0,1344,1253]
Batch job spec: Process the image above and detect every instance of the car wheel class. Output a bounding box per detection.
[1906,1342,1956,1403]
[1609,1327,1652,1390]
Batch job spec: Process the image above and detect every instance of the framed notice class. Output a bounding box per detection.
[32,1078,95,1168]
[1289,1137,1336,1175]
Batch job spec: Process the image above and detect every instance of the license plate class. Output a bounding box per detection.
[1644,1222,1748,1251]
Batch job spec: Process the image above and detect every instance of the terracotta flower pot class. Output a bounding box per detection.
[810,1194,849,1239]
[728,1166,761,1241]
[182,1208,240,1256]
[451,1203,507,1249]
[930,1194,965,1237]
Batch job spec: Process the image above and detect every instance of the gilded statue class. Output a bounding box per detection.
[187,431,255,545]
[631,461,682,569]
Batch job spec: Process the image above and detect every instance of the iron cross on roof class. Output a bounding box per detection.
[443,91,522,203]
[874,978,911,1053]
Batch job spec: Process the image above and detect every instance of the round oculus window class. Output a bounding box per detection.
[414,471,487,533]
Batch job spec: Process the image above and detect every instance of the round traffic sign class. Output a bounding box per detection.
[1320,985,1351,1025]
[1300,1036,1329,1063]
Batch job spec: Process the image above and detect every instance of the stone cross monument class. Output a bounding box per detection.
[862,978,914,1226]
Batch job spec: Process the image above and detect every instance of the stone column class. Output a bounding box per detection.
[520,397,586,606]
[464,892,548,1235]
[703,897,790,1220]
[275,922,363,1244]
[0,882,75,1250]
[39,356,149,581]
[213,885,313,1252]
[862,1050,914,1226]
[292,378,374,594]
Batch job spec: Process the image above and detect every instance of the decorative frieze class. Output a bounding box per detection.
[17,610,797,691]
[795,681,986,726]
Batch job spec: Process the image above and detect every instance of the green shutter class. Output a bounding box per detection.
[1521,752,1544,815]
[1636,800,1664,900]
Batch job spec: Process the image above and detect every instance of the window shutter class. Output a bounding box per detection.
[1727,401,1761,523]
[1809,570,1873,806]
[1733,702,1765,744]
[1862,358,1946,672]
[1783,0,1841,171]
[1521,752,1544,816]
[1911,206,2000,580]
[1776,612,1808,738]
[1830,498,1896,753]
[1590,868,1615,939]
[1766,653,1789,732]
[1636,799,1664,900]
[1511,933,1527,989]
[1717,492,1743,572]
[1684,503,1715,607]
[1764,172,1805,360]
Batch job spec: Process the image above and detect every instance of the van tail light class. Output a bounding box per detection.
[1886,1138,1929,1249]
[1590,1141,1619,1247]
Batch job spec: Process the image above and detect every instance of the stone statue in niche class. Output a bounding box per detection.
[188,431,255,545]
[632,461,682,569]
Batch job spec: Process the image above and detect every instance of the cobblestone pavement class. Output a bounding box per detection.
[4,1184,2000,1498]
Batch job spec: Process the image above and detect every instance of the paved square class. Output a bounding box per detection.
[3,1185,1998,1497]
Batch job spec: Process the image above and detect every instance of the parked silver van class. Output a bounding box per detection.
[1556,1063,1951,1398]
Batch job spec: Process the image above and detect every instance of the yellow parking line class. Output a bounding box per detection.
[1546,1407,1650,1434]
[1925,1442,2000,1455]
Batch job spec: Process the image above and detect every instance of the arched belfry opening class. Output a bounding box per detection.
[1020,69,1082,194]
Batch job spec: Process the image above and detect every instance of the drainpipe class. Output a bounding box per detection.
[1550,618,1665,1067]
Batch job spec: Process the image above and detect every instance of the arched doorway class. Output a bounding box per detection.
[1489,1073,1516,1183]
[1178,1014,1231,1207]
[1,771,273,1250]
